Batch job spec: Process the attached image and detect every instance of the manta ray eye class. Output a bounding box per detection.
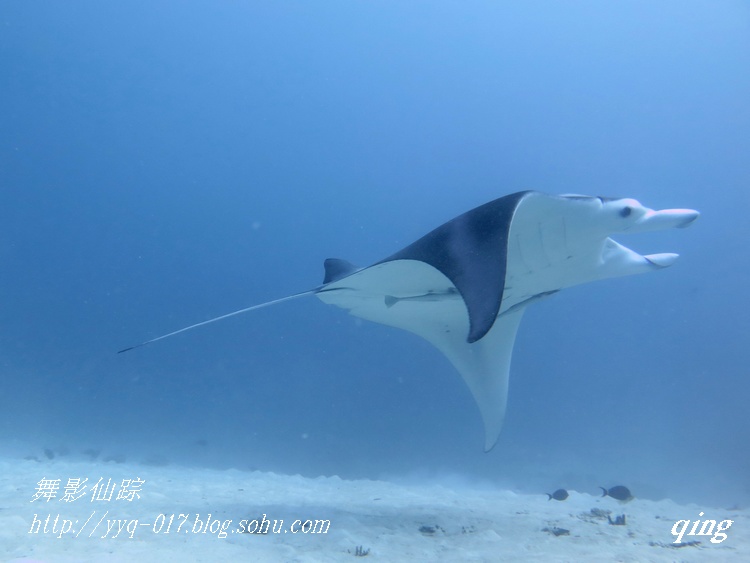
[620,206,632,218]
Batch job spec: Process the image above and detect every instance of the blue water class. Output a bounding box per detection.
[1,1,748,507]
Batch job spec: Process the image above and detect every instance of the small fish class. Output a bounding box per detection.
[546,488,569,501]
[600,485,633,502]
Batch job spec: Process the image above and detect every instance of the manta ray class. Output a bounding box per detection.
[121,191,699,450]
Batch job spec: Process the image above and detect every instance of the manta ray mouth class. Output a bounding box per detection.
[614,207,699,269]
[602,237,681,272]
[642,253,679,268]
[628,208,700,233]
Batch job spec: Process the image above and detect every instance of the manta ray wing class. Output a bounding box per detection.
[316,259,524,451]
[375,191,529,343]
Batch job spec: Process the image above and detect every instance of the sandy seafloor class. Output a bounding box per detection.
[1,456,746,563]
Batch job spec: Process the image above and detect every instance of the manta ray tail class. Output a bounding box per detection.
[118,289,316,353]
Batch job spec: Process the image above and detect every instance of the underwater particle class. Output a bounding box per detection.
[608,514,627,525]
[82,448,101,460]
[351,545,370,556]
[142,454,169,467]
[649,540,702,549]
[599,485,633,502]
[578,508,611,522]
[542,526,570,537]
[546,489,569,501]
[419,524,444,536]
